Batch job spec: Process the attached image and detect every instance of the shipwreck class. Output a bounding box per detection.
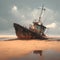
[13,6,47,40]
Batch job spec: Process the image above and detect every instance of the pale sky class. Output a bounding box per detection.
[0,0,60,35]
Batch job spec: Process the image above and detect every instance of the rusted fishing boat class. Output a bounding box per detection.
[13,6,47,39]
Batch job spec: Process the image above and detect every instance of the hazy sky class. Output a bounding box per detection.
[0,0,60,35]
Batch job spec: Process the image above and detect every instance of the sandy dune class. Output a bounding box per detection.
[0,39,60,60]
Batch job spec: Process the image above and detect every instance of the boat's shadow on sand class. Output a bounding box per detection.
[4,38,60,41]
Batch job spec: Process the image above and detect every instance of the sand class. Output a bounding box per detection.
[0,39,60,60]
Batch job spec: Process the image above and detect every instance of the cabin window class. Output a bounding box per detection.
[36,26,41,30]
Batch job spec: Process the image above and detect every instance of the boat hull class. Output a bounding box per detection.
[13,23,47,40]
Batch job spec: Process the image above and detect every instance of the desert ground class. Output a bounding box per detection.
[0,35,60,60]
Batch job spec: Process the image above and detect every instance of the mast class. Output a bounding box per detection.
[38,5,45,23]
